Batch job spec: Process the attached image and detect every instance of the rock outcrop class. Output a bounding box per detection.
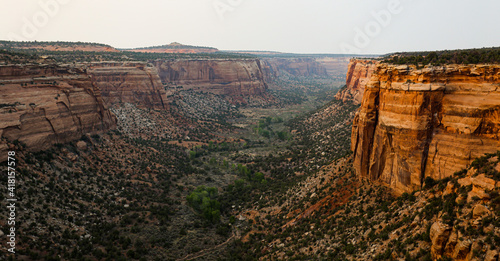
[261,58,329,78]
[88,62,168,110]
[153,59,271,104]
[351,63,500,194]
[0,41,118,52]
[125,42,218,54]
[0,64,116,161]
[335,59,378,104]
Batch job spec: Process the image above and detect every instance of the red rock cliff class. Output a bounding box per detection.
[88,62,168,110]
[335,59,378,104]
[153,59,271,104]
[351,63,500,194]
[0,64,116,161]
[261,58,329,79]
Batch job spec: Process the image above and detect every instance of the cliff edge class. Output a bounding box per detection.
[0,64,117,161]
[351,63,500,194]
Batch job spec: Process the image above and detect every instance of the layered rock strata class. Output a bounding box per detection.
[0,64,116,161]
[335,59,378,104]
[351,63,500,194]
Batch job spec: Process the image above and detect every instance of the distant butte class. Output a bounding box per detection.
[125,42,219,54]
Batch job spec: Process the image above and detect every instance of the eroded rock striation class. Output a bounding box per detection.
[261,58,329,78]
[88,62,168,110]
[0,64,116,161]
[335,59,378,104]
[351,63,500,194]
[153,59,271,104]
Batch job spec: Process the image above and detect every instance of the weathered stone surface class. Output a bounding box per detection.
[261,57,329,78]
[472,204,490,219]
[335,59,378,104]
[0,64,116,161]
[351,63,500,194]
[485,250,499,261]
[430,221,452,258]
[88,62,168,110]
[453,239,472,260]
[153,59,272,105]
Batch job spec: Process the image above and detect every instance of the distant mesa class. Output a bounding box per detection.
[0,40,119,52]
[125,42,219,54]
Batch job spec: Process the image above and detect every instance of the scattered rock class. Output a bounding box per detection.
[484,224,495,234]
[444,181,455,195]
[444,231,458,257]
[467,167,477,177]
[458,177,473,187]
[472,204,490,219]
[67,152,78,162]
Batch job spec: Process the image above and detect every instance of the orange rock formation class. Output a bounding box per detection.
[351,63,500,194]
[0,64,116,161]
[153,59,271,104]
[88,62,168,110]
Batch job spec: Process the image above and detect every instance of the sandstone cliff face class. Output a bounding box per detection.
[153,59,270,104]
[0,64,116,161]
[88,62,168,110]
[261,58,329,79]
[351,63,500,194]
[315,57,351,79]
[335,59,378,104]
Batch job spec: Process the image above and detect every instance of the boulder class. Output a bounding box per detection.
[453,239,472,260]
[472,204,490,219]
[76,141,88,151]
[430,221,452,257]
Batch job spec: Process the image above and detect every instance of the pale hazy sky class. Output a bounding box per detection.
[1,0,499,54]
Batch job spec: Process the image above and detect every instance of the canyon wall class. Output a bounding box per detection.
[261,58,329,79]
[153,59,270,104]
[335,59,378,104]
[315,56,351,80]
[88,62,168,110]
[0,64,116,161]
[351,63,500,194]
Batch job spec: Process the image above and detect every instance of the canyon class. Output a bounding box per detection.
[351,61,500,194]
